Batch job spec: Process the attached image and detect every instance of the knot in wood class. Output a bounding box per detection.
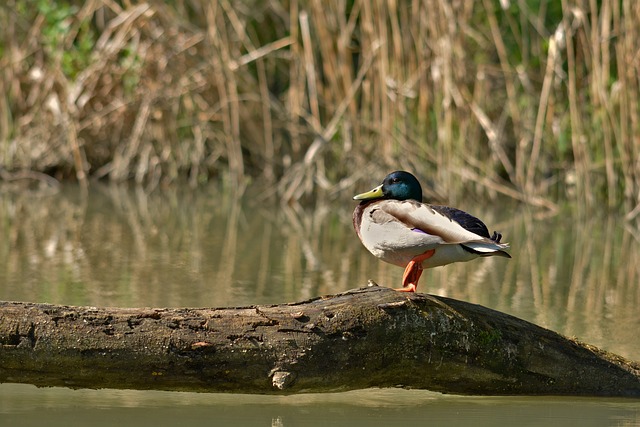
[271,370,296,390]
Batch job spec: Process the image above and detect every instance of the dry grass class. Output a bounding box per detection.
[0,0,638,213]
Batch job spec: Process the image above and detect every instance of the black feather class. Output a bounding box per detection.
[430,205,491,239]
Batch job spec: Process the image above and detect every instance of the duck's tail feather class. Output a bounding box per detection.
[461,240,511,258]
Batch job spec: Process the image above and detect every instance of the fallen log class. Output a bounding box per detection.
[1,285,639,396]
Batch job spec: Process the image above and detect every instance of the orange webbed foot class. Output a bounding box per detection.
[395,283,417,293]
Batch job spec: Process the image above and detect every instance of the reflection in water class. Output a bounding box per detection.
[0,183,639,360]
[1,383,640,427]
[1,183,640,424]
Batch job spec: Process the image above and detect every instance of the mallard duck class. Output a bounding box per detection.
[352,171,511,292]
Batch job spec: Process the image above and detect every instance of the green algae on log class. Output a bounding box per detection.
[1,285,639,396]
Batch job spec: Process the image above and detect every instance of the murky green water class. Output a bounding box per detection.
[1,385,639,426]
[1,183,639,425]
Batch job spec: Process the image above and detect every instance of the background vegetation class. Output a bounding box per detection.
[0,0,638,214]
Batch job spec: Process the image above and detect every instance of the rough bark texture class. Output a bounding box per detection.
[1,285,639,396]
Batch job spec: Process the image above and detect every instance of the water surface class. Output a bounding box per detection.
[0,183,639,425]
[1,385,639,426]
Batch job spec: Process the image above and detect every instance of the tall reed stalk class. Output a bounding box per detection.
[0,0,638,213]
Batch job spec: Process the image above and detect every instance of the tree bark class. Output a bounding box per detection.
[1,285,639,396]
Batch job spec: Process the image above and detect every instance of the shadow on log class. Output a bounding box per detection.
[1,285,639,396]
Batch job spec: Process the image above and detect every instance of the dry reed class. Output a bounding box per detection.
[0,0,638,213]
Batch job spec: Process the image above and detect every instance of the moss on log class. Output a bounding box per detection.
[1,285,639,396]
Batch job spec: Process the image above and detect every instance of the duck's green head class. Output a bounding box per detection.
[353,171,423,202]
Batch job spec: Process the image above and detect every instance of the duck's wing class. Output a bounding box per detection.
[377,200,492,243]
[378,200,510,254]
[429,205,491,239]
[427,204,510,257]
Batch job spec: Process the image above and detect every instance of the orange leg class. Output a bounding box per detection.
[396,249,435,293]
